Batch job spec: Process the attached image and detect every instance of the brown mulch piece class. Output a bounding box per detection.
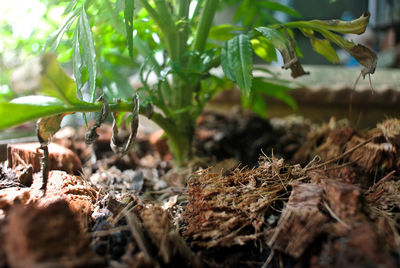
[7,142,82,175]
[4,199,98,268]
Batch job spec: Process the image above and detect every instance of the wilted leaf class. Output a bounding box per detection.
[255,27,308,78]
[348,44,377,77]
[308,11,370,34]
[284,12,376,77]
[37,114,70,143]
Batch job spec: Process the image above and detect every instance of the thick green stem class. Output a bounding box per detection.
[192,0,219,52]
[177,0,190,61]
[147,107,193,166]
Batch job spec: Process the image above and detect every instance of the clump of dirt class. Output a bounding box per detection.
[195,111,312,166]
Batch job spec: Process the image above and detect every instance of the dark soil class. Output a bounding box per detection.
[0,111,399,268]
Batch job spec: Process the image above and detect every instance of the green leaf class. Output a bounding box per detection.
[124,0,135,58]
[63,0,79,15]
[209,24,243,41]
[311,38,339,63]
[220,43,236,82]
[40,54,82,105]
[44,9,80,52]
[72,26,83,93]
[79,7,97,102]
[249,92,269,118]
[0,96,68,130]
[256,1,302,19]
[226,34,253,97]
[252,77,297,110]
[251,37,277,63]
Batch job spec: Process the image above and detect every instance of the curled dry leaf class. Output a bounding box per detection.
[111,94,139,156]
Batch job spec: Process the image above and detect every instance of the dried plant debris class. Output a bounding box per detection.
[184,156,303,248]
[295,118,400,173]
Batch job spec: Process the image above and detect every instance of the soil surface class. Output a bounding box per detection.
[0,111,399,268]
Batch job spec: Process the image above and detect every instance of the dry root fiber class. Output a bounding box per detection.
[295,118,400,173]
[184,156,302,248]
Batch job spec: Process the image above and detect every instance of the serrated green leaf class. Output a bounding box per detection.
[220,43,235,82]
[226,34,253,97]
[44,9,80,52]
[79,7,97,102]
[124,0,135,58]
[257,1,302,19]
[40,54,82,105]
[311,38,339,63]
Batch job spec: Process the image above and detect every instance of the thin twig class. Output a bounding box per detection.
[366,170,396,194]
[89,225,131,237]
[322,156,362,171]
[261,249,275,268]
[323,201,351,230]
[305,136,376,171]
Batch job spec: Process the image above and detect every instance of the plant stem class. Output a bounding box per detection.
[192,0,219,52]
[137,0,179,61]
